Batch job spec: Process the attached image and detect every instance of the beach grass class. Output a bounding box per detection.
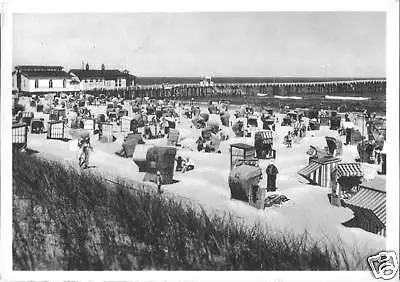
[13,150,367,270]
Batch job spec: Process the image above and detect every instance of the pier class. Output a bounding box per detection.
[82,79,386,100]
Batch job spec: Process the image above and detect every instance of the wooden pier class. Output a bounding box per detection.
[82,79,386,100]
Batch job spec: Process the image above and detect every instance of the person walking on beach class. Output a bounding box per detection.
[156,171,163,194]
[285,131,292,148]
[78,134,93,169]
[266,161,279,192]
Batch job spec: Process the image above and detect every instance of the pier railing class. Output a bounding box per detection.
[80,79,386,100]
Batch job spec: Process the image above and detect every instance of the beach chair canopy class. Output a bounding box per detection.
[255,130,274,142]
[337,163,363,178]
[210,132,221,147]
[357,140,376,160]
[263,109,273,116]
[199,113,209,122]
[201,126,213,139]
[232,121,244,136]
[228,165,263,202]
[208,105,218,114]
[326,136,343,156]
[220,112,230,126]
[132,106,141,113]
[30,119,44,133]
[192,117,205,129]
[168,129,180,143]
[247,117,258,127]
[145,146,177,184]
[192,107,201,116]
[132,144,154,171]
[305,109,319,119]
[122,138,138,158]
[125,132,144,144]
[207,120,220,133]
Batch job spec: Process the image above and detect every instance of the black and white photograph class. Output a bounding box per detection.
[1,0,399,281]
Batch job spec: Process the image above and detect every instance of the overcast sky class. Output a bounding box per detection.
[13,12,385,77]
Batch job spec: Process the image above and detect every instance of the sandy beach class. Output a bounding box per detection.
[18,97,386,260]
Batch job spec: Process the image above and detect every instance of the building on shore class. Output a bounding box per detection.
[69,63,136,91]
[12,65,79,94]
[200,76,214,87]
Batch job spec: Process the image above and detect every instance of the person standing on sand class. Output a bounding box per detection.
[175,156,184,172]
[196,136,204,152]
[156,171,163,194]
[266,161,279,192]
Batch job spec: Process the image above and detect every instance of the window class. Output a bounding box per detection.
[90,79,93,83]
[49,80,53,88]
[63,79,66,88]
[84,80,88,83]
[35,79,39,88]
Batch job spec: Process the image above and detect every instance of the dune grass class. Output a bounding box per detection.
[13,150,365,270]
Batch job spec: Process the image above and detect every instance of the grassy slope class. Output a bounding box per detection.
[13,151,364,270]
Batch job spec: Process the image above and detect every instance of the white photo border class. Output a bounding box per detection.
[1,0,398,281]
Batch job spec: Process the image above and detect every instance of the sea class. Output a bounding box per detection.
[135,76,386,114]
[135,76,386,85]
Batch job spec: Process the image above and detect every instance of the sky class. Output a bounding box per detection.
[13,12,386,77]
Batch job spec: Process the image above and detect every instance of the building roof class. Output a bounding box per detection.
[19,70,72,79]
[16,65,63,71]
[69,69,128,80]
[14,65,72,79]
[124,73,136,79]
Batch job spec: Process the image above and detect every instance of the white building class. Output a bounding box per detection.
[12,65,79,94]
[200,76,214,87]
[69,64,136,91]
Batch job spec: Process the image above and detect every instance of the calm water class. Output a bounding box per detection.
[136,76,386,85]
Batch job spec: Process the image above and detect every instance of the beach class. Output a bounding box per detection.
[17,96,386,261]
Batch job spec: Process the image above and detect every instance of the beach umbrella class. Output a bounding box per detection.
[200,113,209,122]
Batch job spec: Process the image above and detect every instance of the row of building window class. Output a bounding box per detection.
[31,79,125,89]
[34,79,67,89]
[83,79,123,87]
